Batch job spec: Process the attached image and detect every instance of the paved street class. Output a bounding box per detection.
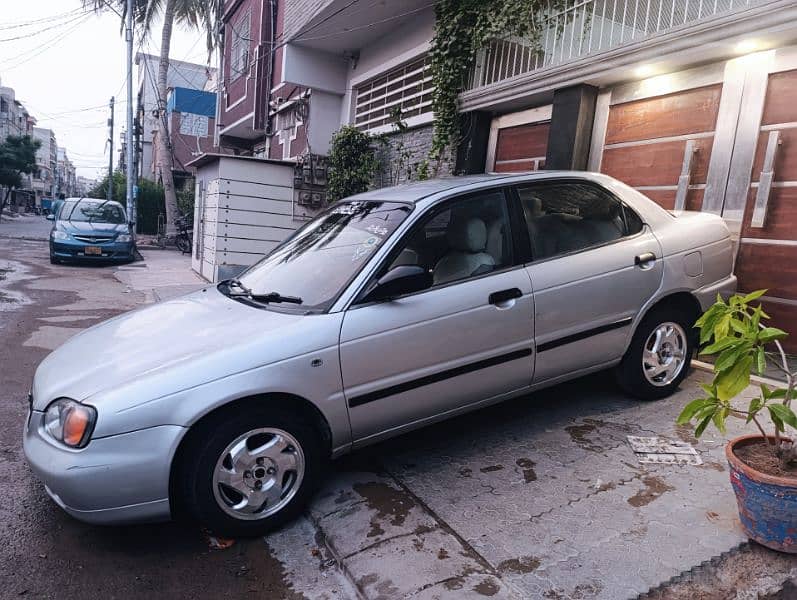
[1,221,796,599]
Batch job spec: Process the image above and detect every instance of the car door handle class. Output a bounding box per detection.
[489,288,522,305]
[634,252,657,266]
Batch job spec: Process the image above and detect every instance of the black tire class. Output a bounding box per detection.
[178,406,325,538]
[176,236,191,254]
[49,254,58,265]
[615,305,695,401]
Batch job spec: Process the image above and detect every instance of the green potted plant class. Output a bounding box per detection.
[677,290,797,553]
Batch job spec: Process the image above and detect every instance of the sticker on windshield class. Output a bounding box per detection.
[366,224,388,236]
[352,236,379,261]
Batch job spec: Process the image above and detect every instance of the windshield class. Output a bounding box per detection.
[60,200,126,224]
[235,200,411,310]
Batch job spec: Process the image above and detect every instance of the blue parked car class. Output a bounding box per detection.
[47,198,134,264]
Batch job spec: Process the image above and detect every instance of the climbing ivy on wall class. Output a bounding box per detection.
[327,126,380,202]
[428,0,565,168]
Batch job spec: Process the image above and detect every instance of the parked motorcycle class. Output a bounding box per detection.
[175,215,192,255]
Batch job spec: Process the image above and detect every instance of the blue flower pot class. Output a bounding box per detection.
[727,435,797,553]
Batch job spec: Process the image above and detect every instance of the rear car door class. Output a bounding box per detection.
[339,188,535,444]
[515,180,664,383]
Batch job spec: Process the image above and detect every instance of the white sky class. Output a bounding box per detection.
[1,2,212,179]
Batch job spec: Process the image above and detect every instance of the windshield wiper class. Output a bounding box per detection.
[222,279,303,304]
[232,291,303,304]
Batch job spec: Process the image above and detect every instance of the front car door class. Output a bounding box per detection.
[339,188,535,445]
[515,179,664,383]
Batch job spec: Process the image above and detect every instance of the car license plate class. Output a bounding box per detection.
[85,246,102,255]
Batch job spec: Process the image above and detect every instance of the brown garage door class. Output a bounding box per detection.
[601,85,722,211]
[735,69,797,348]
[492,121,550,172]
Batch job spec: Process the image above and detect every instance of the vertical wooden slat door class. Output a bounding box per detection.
[492,122,550,172]
[735,69,797,348]
[600,85,723,211]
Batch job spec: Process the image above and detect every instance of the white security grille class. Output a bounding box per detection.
[354,55,434,132]
[469,0,770,89]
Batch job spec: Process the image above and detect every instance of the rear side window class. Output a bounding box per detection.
[515,182,640,261]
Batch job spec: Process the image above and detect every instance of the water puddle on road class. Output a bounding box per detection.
[0,259,33,313]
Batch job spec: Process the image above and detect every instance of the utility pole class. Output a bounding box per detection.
[107,96,115,202]
[125,0,135,235]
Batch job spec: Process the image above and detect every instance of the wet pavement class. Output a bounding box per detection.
[1,226,796,599]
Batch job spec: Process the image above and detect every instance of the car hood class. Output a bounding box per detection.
[31,287,312,409]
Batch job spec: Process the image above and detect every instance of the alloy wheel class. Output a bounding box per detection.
[642,321,687,387]
[211,427,305,520]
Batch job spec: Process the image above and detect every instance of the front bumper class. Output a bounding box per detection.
[23,410,185,525]
[50,239,134,262]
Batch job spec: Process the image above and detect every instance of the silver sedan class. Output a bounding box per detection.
[23,172,736,536]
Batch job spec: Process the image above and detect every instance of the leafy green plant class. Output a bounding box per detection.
[327,126,380,202]
[677,290,796,468]
[428,1,564,169]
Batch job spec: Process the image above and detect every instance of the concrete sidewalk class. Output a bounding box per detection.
[114,249,206,303]
[295,371,797,600]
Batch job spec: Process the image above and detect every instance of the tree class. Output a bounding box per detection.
[84,0,218,237]
[0,135,40,222]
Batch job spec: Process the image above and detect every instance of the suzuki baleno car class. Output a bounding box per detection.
[24,172,736,536]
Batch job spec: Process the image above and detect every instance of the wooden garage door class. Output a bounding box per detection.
[492,121,550,172]
[735,69,797,348]
[601,85,723,211]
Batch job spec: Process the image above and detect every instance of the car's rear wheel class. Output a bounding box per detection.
[616,306,694,400]
[179,407,324,537]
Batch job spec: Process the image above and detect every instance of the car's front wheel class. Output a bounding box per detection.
[178,406,324,537]
[616,306,694,400]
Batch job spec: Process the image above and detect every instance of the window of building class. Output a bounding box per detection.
[354,55,434,132]
[515,182,641,261]
[230,11,251,80]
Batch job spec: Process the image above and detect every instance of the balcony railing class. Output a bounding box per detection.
[468,0,768,89]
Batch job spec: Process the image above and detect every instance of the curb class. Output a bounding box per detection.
[636,542,752,599]
[692,359,787,388]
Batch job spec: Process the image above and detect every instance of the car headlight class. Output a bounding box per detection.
[51,231,69,240]
[116,234,132,242]
[43,398,96,448]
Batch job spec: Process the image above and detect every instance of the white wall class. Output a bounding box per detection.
[282,44,349,94]
[307,90,343,155]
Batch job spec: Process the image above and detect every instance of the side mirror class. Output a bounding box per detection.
[362,265,433,303]
[46,214,55,221]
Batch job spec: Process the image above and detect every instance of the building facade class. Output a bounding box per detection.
[209,0,797,343]
[32,127,57,205]
[1,79,37,209]
[135,53,216,181]
[151,87,222,189]
[56,147,76,198]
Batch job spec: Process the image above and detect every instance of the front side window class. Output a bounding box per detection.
[386,190,513,287]
[236,201,410,310]
[516,182,638,261]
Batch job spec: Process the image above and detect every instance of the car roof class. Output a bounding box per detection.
[346,171,597,203]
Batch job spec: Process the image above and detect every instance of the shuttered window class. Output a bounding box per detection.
[354,55,434,132]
